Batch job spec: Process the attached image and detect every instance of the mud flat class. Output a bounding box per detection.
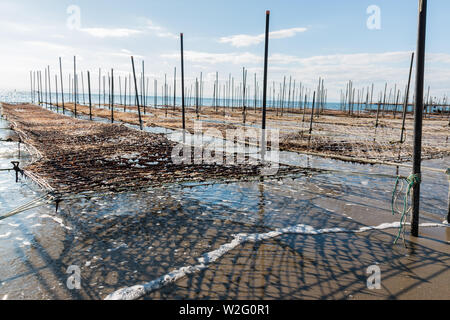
[1,103,291,194]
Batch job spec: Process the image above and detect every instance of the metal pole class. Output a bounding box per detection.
[309,91,316,135]
[74,56,77,118]
[30,71,33,104]
[411,0,427,237]
[173,67,177,110]
[400,52,414,143]
[262,10,270,130]
[131,56,143,130]
[180,33,186,130]
[55,75,59,112]
[111,68,114,123]
[81,71,85,105]
[59,58,65,114]
[88,71,92,121]
[98,68,101,108]
[446,168,450,223]
[48,66,52,108]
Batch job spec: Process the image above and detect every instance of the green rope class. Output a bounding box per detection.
[391,173,421,244]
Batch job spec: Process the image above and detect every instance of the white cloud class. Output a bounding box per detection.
[144,19,178,39]
[109,49,144,59]
[158,49,450,100]
[145,19,163,31]
[162,50,262,65]
[219,27,307,47]
[79,27,143,38]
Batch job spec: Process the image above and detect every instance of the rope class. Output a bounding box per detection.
[0,193,54,221]
[391,173,421,245]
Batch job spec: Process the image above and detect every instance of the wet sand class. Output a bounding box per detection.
[147,227,450,300]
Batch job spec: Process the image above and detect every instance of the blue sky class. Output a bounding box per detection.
[1,0,450,101]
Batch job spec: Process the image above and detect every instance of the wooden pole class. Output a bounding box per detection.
[262,10,270,130]
[411,0,427,237]
[131,56,143,130]
[180,33,186,130]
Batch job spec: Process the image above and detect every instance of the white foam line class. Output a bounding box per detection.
[105,221,448,300]
[0,231,11,239]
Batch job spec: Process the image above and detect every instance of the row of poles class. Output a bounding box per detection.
[30,67,331,119]
[28,3,430,236]
[30,58,448,132]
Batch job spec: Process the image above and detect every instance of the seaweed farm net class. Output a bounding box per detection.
[1,103,289,195]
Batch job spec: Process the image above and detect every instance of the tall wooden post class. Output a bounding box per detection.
[180,33,186,130]
[411,0,427,237]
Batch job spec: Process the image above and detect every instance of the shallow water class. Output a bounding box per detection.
[0,105,448,300]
